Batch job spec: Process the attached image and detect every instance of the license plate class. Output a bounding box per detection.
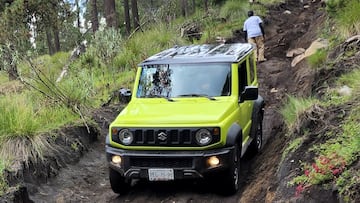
[148,168,174,181]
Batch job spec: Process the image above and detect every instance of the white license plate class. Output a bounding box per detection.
[148,168,174,181]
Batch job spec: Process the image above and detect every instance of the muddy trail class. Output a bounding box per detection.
[23,0,325,202]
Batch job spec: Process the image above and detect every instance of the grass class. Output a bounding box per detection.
[335,0,360,39]
[18,52,70,81]
[219,0,249,23]
[280,95,318,132]
[336,169,360,201]
[289,66,360,200]
[0,92,78,141]
[307,49,328,69]
[291,103,360,187]
[281,136,305,162]
[322,68,360,106]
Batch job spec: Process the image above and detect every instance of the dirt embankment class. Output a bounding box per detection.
[0,0,338,202]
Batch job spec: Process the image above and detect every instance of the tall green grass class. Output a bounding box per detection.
[280,95,318,131]
[0,91,78,167]
[322,68,360,106]
[307,49,328,69]
[219,0,249,22]
[18,52,70,81]
[335,0,360,39]
[0,92,77,141]
[119,22,186,69]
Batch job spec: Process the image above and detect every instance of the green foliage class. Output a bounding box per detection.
[17,51,101,110]
[307,49,328,69]
[281,137,304,162]
[325,0,346,14]
[280,96,317,131]
[219,0,248,22]
[58,69,96,107]
[116,23,186,71]
[337,67,360,91]
[0,93,41,140]
[335,0,360,39]
[18,52,69,81]
[0,93,78,141]
[322,68,360,106]
[88,28,124,65]
[0,71,7,83]
[336,169,360,201]
[291,103,360,193]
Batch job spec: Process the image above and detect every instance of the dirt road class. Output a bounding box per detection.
[28,0,324,202]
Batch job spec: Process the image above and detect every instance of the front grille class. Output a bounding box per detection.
[112,127,220,147]
[130,157,193,168]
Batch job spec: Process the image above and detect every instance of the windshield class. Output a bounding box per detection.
[137,63,231,98]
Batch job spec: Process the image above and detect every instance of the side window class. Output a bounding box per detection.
[238,62,248,93]
[248,55,255,84]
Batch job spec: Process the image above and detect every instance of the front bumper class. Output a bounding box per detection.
[106,145,235,180]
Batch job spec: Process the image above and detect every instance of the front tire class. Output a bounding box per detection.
[218,144,241,195]
[109,168,131,194]
[249,114,263,155]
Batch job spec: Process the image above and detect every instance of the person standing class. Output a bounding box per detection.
[243,10,267,62]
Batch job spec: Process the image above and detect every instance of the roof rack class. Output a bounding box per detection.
[140,43,253,65]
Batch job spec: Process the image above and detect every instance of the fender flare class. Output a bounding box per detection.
[225,123,243,147]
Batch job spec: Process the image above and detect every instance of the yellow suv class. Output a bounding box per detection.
[106,43,264,195]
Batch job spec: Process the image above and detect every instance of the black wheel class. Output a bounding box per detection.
[109,168,131,194]
[218,144,241,195]
[249,114,263,155]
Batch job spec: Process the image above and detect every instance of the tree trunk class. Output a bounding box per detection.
[192,0,196,14]
[4,44,19,80]
[204,0,208,12]
[104,0,118,28]
[53,26,60,53]
[91,0,99,32]
[131,0,140,30]
[75,0,81,28]
[46,30,54,55]
[124,0,131,34]
[8,63,19,80]
[181,0,188,17]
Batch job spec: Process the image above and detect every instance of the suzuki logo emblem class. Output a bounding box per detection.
[158,132,167,141]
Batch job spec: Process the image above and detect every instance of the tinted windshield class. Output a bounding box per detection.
[137,63,231,98]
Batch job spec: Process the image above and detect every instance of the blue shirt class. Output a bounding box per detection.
[243,16,263,38]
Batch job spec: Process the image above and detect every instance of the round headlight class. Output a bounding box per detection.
[118,129,134,145]
[195,129,212,146]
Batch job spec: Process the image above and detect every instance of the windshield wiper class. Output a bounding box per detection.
[146,95,175,102]
[177,94,216,100]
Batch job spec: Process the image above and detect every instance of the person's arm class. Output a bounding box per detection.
[259,22,265,39]
[243,21,248,41]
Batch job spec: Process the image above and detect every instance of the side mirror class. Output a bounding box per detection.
[239,86,258,103]
[118,88,132,103]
